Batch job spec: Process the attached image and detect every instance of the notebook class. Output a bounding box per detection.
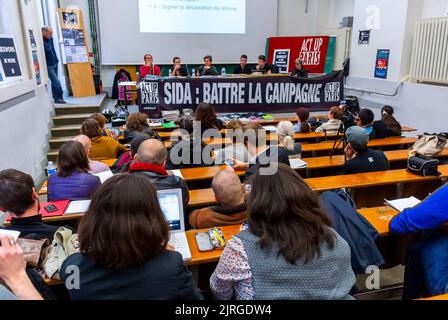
[65,200,91,215]
[289,158,309,169]
[157,189,192,261]
[5,200,70,222]
[385,197,422,212]
[94,170,114,184]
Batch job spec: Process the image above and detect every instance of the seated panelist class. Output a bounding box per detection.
[140,54,161,78]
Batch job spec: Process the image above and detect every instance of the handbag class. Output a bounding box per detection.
[17,238,49,269]
[407,155,441,177]
[409,133,448,157]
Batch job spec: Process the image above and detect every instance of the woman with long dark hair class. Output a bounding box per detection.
[210,164,355,300]
[294,107,311,133]
[374,106,402,139]
[194,102,224,134]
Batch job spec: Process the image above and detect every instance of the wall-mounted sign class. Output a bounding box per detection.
[273,49,290,74]
[358,30,371,45]
[374,49,390,79]
[0,35,22,79]
[61,28,88,63]
[28,30,41,85]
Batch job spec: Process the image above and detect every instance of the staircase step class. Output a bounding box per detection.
[53,113,93,126]
[49,136,76,149]
[55,105,101,116]
[51,125,81,137]
[47,150,58,162]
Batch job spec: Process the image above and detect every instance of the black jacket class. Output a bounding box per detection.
[373,120,401,139]
[245,146,291,181]
[112,69,132,100]
[166,139,212,170]
[2,215,60,242]
[321,190,384,274]
[291,68,309,78]
[234,65,252,75]
[61,251,203,300]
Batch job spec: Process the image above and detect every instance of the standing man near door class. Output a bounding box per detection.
[42,26,66,104]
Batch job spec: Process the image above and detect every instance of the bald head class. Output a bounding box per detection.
[136,139,167,166]
[212,169,245,207]
[73,135,91,156]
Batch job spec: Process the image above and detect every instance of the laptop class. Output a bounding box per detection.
[157,189,192,261]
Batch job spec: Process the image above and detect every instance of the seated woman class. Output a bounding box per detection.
[294,108,311,133]
[215,120,251,164]
[124,112,150,144]
[139,54,161,78]
[166,116,212,170]
[210,164,356,300]
[195,102,224,134]
[315,106,343,135]
[81,119,127,160]
[373,106,402,139]
[47,141,101,202]
[90,113,118,141]
[277,121,302,158]
[60,174,202,300]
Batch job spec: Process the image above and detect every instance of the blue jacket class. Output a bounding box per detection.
[390,184,448,234]
[47,172,101,202]
[43,37,59,67]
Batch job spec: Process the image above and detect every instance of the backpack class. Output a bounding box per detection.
[409,133,448,157]
[42,227,79,280]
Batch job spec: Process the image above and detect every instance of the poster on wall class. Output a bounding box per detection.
[28,30,41,85]
[358,30,371,45]
[0,35,22,79]
[374,49,390,79]
[272,49,290,74]
[61,28,88,63]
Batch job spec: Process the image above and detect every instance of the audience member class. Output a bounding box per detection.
[215,120,251,164]
[195,102,224,133]
[356,108,376,140]
[294,108,311,133]
[0,236,43,300]
[390,183,448,300]
[197,55,218,76]
[373,106,402,139]
[47,141,101,202]
[124,112,149,143]
[140,54,161,78]
[277,121,302,158]
[315,107,343,134]
[81,119,126,159]
[90,113,117,140]
[60,174,202,300]
[233,55,252,75]
[129,139,190,211]
[210,164,356,300]
[0,169,60,241]
[232,123,290,181]
[72,135,110,174]
[190,169,247,229]
[343,126,389,175]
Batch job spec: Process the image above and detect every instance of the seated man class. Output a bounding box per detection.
[356,108,376,140]
[189,169,247,229]
[171,56,189,77]
[129,139,190,212]
[233,54,252,75]
[0,169,60,241]
[290,58,309,78]
[197,55,218,76]
[389,184,448,299]
[343,126,390,175]
[73,135,110,174]
[253,55,277,74]
[233,122,291,181]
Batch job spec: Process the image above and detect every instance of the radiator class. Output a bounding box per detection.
[410,17,448,84]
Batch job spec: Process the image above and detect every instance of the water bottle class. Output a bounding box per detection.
[191,68,196,77]
[168,69,172,78]
[221,67,226,76]
[47,161,57,176]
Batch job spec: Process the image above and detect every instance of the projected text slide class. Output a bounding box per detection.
[139,0,246,34]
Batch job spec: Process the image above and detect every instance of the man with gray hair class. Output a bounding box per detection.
[72,135,110,174]
[189,169,247,229]
[291,58,308,78]
[42,26,65,104]
[129,139,190,214]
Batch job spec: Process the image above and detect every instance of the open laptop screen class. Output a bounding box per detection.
[157,189,183,232]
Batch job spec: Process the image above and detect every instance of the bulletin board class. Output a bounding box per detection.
[57,8,95,97]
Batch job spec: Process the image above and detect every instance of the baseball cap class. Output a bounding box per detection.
[346,126,369,147]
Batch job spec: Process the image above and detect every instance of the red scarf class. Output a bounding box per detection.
[129,162,168,176]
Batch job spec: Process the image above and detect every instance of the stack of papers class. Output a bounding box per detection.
[289,158,308,169]
[65,200,91,215]
[385,197,421,212]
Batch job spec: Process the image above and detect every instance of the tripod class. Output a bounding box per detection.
[329,107,357,160]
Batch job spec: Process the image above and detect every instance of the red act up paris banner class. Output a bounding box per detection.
[267,36,332,74]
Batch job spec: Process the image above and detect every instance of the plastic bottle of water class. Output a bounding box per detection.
[168,69,172,78]
[221,67,226,76]
[47,161,57,176]
[191,68,196,77]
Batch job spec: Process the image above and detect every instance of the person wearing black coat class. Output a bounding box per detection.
[111,69,132,100]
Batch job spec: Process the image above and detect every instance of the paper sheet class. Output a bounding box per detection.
[169,170,184,180]
[289,158,308,169]
[94,170,114,184]
[65,200,91,215]
[385,197,421,212]
[0,229,20,241]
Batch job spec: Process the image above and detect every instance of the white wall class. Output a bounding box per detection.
[422,0,448,18]
[0,0,54,185]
